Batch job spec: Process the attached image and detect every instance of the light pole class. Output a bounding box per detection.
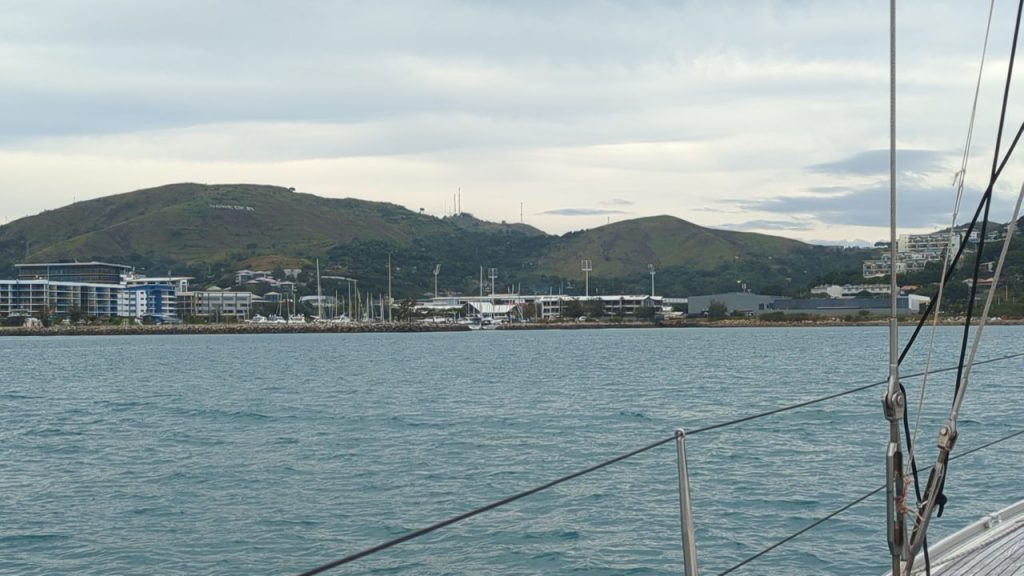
[322,276,358,320]
[581,260,592,297]
[488,268,498,297]
[648,264,656,297]
[433,264,441,299]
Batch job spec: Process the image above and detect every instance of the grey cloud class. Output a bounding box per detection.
[601,198,634,206]
[744,181,1003,228]
[540,208,630,216]
[0,1,993,153]
[808,149,949,177]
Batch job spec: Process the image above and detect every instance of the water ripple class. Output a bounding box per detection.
[1,327,1022,575]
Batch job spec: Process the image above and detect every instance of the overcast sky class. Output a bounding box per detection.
[2,0,1023,245]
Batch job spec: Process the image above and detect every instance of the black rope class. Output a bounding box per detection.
[938,0,1024,538]
[897,118,1024,366]
[990,0,1024,179]
[714,429,1024,576]
[958,0,1024,403]
[900,383,931,573]
[296,352,1024,575]
[894,13,1024,565]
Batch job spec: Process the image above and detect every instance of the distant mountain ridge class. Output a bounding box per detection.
[0,183,872,297]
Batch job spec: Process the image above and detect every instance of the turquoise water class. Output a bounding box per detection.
[1,326,1022,575]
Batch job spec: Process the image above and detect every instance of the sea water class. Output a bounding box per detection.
[1,326,1022,575]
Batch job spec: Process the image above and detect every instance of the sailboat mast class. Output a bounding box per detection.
[883,0,908,572]
[316,258,323,320]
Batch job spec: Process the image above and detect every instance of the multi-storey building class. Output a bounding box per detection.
[0,262,131,319]
[177,288,253,320]
[417,294,663,321]
[864,232,962,278]
[897,232,961,258]
[0,263,197,322]
[125,275,191,320]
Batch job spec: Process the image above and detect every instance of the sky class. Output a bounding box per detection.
[2,0,1023,245]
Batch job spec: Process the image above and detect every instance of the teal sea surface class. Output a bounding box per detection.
[2,326,1022,575]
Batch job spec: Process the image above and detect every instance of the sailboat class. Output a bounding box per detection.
[296,2,1024,575]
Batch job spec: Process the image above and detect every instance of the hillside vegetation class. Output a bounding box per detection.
[0,183,873,297]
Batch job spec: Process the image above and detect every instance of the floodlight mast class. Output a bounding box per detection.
[649,264,656,297]
[433,264,441,299]
[581,260,592,297]
[488,268,498,297]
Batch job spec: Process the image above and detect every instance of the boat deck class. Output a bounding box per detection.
[911,500,1024,575]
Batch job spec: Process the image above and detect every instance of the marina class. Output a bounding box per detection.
[2,1,1024,575]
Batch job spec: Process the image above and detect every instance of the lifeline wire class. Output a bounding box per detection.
[296,434,677,576]
[296,352,1024,575]
[715,428,1024,576]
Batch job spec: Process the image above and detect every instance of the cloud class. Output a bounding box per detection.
[1,0,1020,244]
[540,208,630,216]
[601,198,634,206]
[808,149,950,176]
[743,181,1004,228]
[720,219,817,231]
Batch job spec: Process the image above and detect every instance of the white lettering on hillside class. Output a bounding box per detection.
[209,204,256,211]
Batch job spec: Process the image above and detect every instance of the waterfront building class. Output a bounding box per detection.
[686,292,779,316]
[177,288,253,320]
[0,262,132,320]
[15,261,131,284]
[0,279,122,319]
[125,275,191,320]
[119,284,178,320]
[810,283,895,298]
[417,293,663,321]
[774,295,929,317]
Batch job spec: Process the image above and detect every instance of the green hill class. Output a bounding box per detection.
[531,215,870,295]
[536,215,807,277]
[0,183,872,297]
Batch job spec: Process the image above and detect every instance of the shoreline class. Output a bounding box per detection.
[0,322,472,337]
[1,317,1020,337]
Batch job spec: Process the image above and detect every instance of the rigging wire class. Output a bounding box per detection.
[956,0,1024,405]
[907,0,997,477]
[901,119,1024,362]
[921,0,1024,540]
[715,428,1024,576]
[900,7,998,571]
[960,184,1024,405]
[901,116,1024,362]
[295,353,1024,576]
